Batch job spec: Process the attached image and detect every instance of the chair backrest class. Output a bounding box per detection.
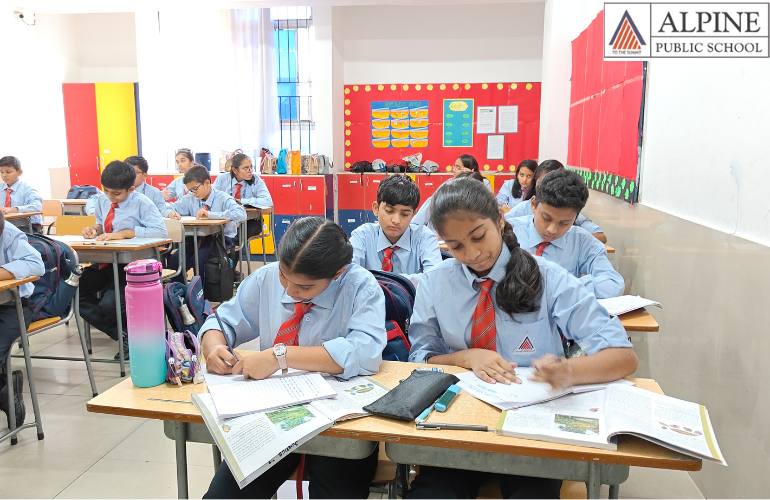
[164,218,184,243]
[42,199,63,217]
[55,215,97,235]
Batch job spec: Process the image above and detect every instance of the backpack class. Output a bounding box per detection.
[203,237,235,302]
[369,270,416,362]
[165,330,204,385]
[350,160,374,173]
[27,234,79,322]
[67,185,98,199]
[163,276,211,335]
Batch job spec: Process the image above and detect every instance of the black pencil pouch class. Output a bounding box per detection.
[363,370,459,421]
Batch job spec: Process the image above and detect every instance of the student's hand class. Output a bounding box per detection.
[96,232,121,241]
[82,226,98,239]
[167,211,181,220]
[1,207,18,214]
[204,344,237,375]
[231,349,278,380]
[196,207,209,219]
[530,354,574,389]
[462,349,520,385]
[161,189,173,201]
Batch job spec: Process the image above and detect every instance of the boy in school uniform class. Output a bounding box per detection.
[350,175,442,282]
[79,160,168,360]
[167,165,246,278]
[509,169,624,299]
[0,156,43,234]
[0,212,45,429]
[125,155,169,216]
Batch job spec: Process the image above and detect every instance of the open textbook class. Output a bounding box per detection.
[497,384,726,465]
[456,368,631,411]
[192,376,388,488]
[597,295,662,316]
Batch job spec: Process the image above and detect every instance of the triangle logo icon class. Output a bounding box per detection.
[609,10,646,51]
[516,336,535,352]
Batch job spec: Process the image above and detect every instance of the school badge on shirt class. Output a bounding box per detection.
[516,336,535,352]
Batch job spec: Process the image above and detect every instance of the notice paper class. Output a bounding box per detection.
[476,106,497,134]
[498,105,519,133]
[487,135,505,160]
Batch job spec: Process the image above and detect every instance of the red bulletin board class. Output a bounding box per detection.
[567,10,645,203]
[344,82,541,173]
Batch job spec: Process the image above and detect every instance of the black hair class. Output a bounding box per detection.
[101,161,136,190]
[125,155,149,174]
[455,171,485,183]
[183,165,210,185]
[430,178,542,315]
[376,174,420,210]
[229,152,255,185]
[523,159,565,201]
[0,156,21,171]
[457,154,479,172]
[175,148,194,162]
[278,216,353,279]
[535,169,588,213]
[511,159,537,199]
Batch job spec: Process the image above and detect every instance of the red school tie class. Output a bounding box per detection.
[535,241,550,256]
[381,246,397,272]
[103,202,119,234]
[470,279,496,351]
[4,188,12,208]
[233,183,242,201]
[274,302,314,346]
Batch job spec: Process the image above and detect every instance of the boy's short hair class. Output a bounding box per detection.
[0,156,21,171]
[101,161,136,190]
[535,169,588,212]
[125,156,150,174]
[183,165,210,185]
[376,174,420,210]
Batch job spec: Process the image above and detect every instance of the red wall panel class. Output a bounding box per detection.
[62,84,100,187]
[298,176,326,215]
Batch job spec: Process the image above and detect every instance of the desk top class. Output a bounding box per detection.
[87,361,698,471]
[50,236,172,252]
[5,211,43,220]
[178,218,228,226]
[619,309,659,332]
[0,276,40,292]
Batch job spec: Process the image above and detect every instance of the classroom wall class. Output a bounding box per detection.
[64,13,137,82]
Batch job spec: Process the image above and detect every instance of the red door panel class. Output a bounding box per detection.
[364,174,387,209]
[62,83,101,187]
[337,173,366,210]
[272,177,299,213]
[298,176,326,215]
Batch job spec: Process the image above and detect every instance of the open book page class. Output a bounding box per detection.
[309,376,389,422]
[498,390,614,450]
[597,295,662,316]
[204,370,336,419]
[192,393,333,489]
[604,385,727,465]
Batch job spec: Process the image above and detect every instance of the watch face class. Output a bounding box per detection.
[274,343,287,356]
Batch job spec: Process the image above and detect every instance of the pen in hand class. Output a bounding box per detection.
[214,310,239,367]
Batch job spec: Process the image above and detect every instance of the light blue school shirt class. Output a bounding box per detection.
[350,223,442,283]
[411,196,433,228]
[495,179,526,208]
[510,215,624,299]
[165,177,187,200]
[93,191,168,238]
[84,193,103,215]
[171,189,246,239]
[1,180,42,225]
[212,174,273,208]
[408,244,631,366]
[0,222,45,300]
[505,200,603,234]
[199,262,386,379]
[135,182,169,216]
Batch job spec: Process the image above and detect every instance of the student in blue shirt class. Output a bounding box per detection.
[506,159,607,242]
[212,152,273,237]
[407,178,637,499]
[510,170,624,299]
[0,156,43,234]
[167,165,246,279]
[351,175,441,283]
[79,161,168,360]
[200,216,386,499]
[495,159,536,210]
[125,155,169,216]
[162,148,195,202]
[0,212,45,429]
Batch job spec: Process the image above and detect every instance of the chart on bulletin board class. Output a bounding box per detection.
[344,82,541,172]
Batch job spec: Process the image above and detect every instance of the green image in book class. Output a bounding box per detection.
[266,405,316,432]
[554,414,600,435]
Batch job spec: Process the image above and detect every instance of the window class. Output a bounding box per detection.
[272,6,313,154]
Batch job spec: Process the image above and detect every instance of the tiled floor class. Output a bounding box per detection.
[0,317,705,498]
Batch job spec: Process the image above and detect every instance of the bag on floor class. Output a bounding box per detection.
[27,234,78,321]
[163,276,211,335]
[203,238,235,302]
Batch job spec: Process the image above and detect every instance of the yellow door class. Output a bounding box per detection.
[95,83,138,168]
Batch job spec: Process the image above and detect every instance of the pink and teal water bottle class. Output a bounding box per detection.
[125,259,167,387]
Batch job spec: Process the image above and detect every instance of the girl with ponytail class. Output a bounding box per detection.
[406,178,637,498]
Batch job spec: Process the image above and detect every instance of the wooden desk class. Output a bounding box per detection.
[0,276,43,445]
[50,236,171,376]
[619,309,659,333]
[5,211,43,232]
[88,361,698,499]
[59,199,88,215]
[179,219,228,276]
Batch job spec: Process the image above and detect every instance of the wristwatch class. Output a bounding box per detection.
[273,343,288,375]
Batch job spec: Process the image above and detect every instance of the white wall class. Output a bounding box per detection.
[65,13,137,82]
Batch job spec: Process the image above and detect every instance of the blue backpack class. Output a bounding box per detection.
[67,185,99,199]
[27,234,79,322]
[163,277,212,336]
[370,270,416,362]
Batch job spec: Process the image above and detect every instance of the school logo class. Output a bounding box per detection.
[609,10,646,53]
[516,337,535,352]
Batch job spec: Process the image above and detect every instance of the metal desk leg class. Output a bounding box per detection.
[28,218,33,233]
[609,483,620,499]
[13,289,44,440]
[113,253,126,377]
[174,421,189,499]
[192,228,200,276]
[586,461,601,499]
[179,235,187,285]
